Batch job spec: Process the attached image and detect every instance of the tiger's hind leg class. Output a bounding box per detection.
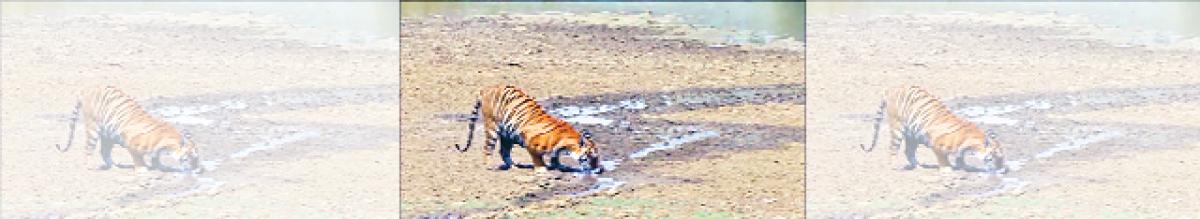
[899,140,920,171]
[495,138,516,171]
[95,140,120,170]
[85,128,115,170]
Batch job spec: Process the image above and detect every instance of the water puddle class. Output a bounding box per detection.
[570,129,721,197]
[1034,131,1120,159]
[450,84,802,206]
[228,131,320,159]
[568,128,725,197]
[562,115,613,126]
[168,177,226,199]
[570,177,627,198]
[629,130,719,159]
[549,99,647,126]
[153,100,249,126]
[956,100,1052,126]
[1004,159,1027,172]
[163,131,318,199]
[164,115,215,126]
[197,130,320,173]
[976,177,1029,198]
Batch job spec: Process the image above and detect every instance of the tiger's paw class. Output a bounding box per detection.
[93,164,113,171]
[494,164,512,171]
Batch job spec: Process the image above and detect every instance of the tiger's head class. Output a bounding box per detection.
[175,131,203,174]
[980,131,1006,174]
[568,129,603,174]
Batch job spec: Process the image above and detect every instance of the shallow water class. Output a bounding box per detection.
[228,131,320,159]
[169,177,226,199]
[401,2,804,43]
[1,2,399,49]
[629,130,720,159]
[976,177,1029,198]
[1034,131,1121,159]
[550,98,648,126]
[810,2,1200,48]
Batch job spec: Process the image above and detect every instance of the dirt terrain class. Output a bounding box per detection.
[400,13,805,217]
[806,12,1200,217]
[1,12,399,217]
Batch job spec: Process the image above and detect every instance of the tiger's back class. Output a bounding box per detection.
[863,85,1006,173]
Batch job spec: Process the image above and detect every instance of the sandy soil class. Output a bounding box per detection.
[1,12,399,217]
[400,13,804,217]
[806,12,1200,217]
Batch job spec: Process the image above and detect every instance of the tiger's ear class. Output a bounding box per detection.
[579,129,592,147]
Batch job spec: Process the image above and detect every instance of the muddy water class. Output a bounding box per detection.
[809,2,1200,49]
[857,84,1200,213]
[433,84,804,215]
[70,85,399,214]
[1,2,399,50]
[401,2,804,43]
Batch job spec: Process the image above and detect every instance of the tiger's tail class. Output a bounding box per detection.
[454,99,482,152]
[55,100,82,152]
[860,98,886,152]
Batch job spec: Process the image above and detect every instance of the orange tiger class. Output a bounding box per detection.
[55,86,202,174]
[455,85,603,174]
[860,85,1006,173]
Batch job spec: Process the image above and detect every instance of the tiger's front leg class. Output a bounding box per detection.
[899,140,920,171]
[934,149,955,173]
[127,148,152,173]
[526,147,550,175]
[95,140,118,170]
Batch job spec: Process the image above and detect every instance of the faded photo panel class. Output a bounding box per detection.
[0,2,400,217]
[806,2,1200,218]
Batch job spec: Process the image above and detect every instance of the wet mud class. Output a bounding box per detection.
[428,83,804,217]
[842,84,1200,215]
[57,85,400,215]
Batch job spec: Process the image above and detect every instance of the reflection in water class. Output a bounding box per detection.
[401,2,804,42]
[809,2,1200,46]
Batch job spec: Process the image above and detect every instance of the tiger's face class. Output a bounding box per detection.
[568,131,603,174]
[176,133,203,174]
[981,135,1006,174]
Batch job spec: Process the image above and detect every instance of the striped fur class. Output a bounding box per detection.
[455,85,602,174]
[56,86,202,173]
[861,85,1006,173]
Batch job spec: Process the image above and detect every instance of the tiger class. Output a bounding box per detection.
[860,85,1006,173]
[454,85,603,175]
[55,86,203,174]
